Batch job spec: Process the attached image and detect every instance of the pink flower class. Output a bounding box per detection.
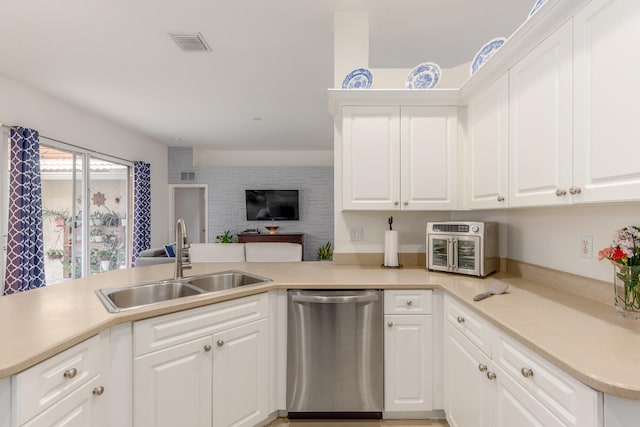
[598,247,613,261]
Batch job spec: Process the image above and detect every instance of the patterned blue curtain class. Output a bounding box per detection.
[132,161,151,266]
[4,127,46,295]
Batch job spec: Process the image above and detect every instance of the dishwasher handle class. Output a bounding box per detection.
[291,292,379,304]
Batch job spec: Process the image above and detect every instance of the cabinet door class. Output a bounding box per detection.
[573,0,640,203]
[444,322,492,427]
[384,314,433,412]
[212,319,268,427]
[400,106,458,210]
[493,365,566,427]
[342,106,401,210]
[22,375,107,427]
[134,336,213,427]
[466,74,509,209]
[508,20,573,207]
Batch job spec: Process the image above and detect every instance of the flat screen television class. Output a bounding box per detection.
[245,190,299,221]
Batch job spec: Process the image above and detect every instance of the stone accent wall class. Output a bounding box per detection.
[168,147,334,261]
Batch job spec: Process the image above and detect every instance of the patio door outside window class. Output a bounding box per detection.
[39,141,131,285]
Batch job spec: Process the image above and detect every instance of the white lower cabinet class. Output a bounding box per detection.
[132,293,270,427]
[212,319,268,427]
[444,296,602,427]
[384,290,433,413]
[11,333,109,427]
[134,336,213,427]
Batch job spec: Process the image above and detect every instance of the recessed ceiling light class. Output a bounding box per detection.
[253,117,262,121]
[169,32,212,52]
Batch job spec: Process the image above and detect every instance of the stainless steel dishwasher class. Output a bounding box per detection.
[287,289,383,418]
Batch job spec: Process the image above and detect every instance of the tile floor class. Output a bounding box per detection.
[267,418,449,427]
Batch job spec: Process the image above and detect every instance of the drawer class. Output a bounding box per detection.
[12,335,102,425]
[384,290,432,314]
[134,292,268,356]
[493,331,602,427]
[444,295,492,356]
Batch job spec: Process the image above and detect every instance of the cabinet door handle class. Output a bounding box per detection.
[555,188,567,197]
[387,321,394,328]
[478,363,487,372]
[394,201,399,206]
[403,201,409,206]
[217,340,224,347]
[92,386,105,396]
[204,344,212,352]
[456,316,465,324]
[63,368,77,379]
[486,371,497,380]
[406,300,413,306]
[497,195,505,202]
[521,367,534,378]
[569,187,582,195]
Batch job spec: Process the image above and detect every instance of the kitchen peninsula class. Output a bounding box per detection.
[1,261,640,427]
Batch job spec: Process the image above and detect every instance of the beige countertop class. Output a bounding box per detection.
[2,261,640,399]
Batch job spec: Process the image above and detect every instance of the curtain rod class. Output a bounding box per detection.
[40,134,135,166]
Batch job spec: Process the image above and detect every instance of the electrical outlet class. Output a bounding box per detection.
[349,226,363,242]
[580,235,593,258]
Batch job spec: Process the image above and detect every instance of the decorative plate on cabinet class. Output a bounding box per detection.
[470,37,506,75]
[528,0,546,17]
[405,62,441,89]
[342,68,373,89]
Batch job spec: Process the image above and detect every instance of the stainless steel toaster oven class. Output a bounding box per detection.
[427,221,498,277]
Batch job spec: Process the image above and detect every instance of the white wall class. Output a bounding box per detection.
[0,73,169,246]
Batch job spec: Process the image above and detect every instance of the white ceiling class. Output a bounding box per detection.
[0,0,534,151]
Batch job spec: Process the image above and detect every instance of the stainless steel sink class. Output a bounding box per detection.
[97,281,203,312]
[187,270,272,293]
[96,270,271,313]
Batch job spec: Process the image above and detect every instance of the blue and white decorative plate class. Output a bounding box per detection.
[470,37,506,75]
[528,0,546,17]
[405,62,441,89]
[342,68,373,89]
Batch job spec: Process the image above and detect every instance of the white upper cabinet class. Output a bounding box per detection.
[508,20,573,207]
[465,74,509,209]
[342,105,457,211]
[342,106,401,210]
[401,106,458,210]
[573,0,640,202]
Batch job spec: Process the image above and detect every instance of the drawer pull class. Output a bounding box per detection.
[63,368,78,379]
[204,344,212,352]
[521,367,534,378]
[478,363,487,372]
[387,321,394,328]
[406,300,413,306]
[456,316,465,324]
[92,386,104,396]
[217,340,224,347]
[486,371,497,380]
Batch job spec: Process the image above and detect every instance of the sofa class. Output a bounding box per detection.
[134,242,302,267]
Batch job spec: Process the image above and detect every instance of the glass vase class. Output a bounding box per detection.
[613,264,640,319]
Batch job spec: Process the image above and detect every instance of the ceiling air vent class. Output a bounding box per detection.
[169,32,211,52]
[181,171,196,182]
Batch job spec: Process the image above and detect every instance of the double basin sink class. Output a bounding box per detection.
[96,270,272,313]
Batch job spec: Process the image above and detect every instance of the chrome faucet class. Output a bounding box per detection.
[175,218,192,279]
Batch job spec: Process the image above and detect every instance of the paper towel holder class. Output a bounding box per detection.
[381,264,403,269]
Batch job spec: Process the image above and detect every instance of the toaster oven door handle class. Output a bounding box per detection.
[452,238,458,271]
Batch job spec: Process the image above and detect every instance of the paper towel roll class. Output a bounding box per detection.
[384,230,399,267]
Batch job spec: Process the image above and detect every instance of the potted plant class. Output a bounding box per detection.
[90,227,104,243]
[90,211,105,226]
[91,247,114,272]
[43,207,71,227]
[216,230,235,243]
[317,241,333,261]
[102,208,122,227]
[46,248,65,260]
